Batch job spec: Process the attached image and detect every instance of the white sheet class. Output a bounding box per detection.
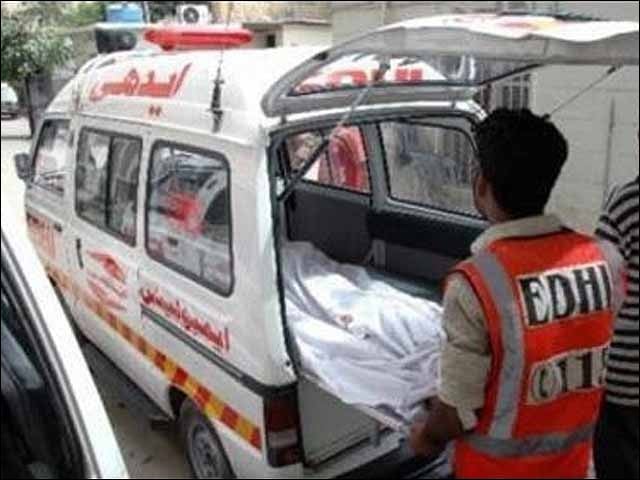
[282,242,444,423]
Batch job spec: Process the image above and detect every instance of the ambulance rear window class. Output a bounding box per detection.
[289,53,529,96]
[380,121,478,217]
[285,126,371,195]
[146,142,233,296]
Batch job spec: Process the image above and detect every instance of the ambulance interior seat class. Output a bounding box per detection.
[283,188,453,303]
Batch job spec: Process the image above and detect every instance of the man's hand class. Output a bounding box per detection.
[409,419,445,458]
[408,398,466,457]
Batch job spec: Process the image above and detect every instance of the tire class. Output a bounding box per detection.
[179,399,234,479]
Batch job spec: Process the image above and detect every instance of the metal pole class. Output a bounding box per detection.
[603,98,616,204]
[141,1,151,23]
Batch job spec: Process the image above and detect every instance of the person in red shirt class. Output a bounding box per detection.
[319,126,370,193]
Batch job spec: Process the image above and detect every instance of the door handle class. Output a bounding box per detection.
[76,238,84,269]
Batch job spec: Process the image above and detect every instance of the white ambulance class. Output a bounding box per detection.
[15,15,638,479]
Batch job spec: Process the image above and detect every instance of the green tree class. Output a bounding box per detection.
[17,1,107,29]
[1,14,73,84]
[18,1,67,27]
[1,13,73,132]
[61,2,108,28]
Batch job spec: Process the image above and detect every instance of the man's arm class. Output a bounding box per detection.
[596,186,623,251]
[409,274,491,456]
[410,398,465,457]
[596,186,629,312]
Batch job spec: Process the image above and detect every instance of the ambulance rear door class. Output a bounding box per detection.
[262,10,639,451]
[262,13,638,119]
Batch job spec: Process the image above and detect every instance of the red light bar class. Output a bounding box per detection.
[144,25,253,51]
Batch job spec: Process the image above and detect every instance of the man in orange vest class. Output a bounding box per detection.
[409,109,626,478]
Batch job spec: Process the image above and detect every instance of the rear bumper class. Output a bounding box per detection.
[338,442,451,479]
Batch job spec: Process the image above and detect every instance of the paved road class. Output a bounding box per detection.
[1,117,191,479]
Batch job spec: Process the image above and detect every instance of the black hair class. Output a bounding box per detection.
[475,109,568,219]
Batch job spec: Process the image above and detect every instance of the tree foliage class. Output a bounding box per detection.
[19,1,107,28]
[61,1,108,27]
[1,14,73,84]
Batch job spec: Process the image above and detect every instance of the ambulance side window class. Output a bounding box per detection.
[108,137,142,241]
[285,126,371,195]
[32,120,70,196]
[75,129,141,245]
[146,143,233,296]
[76,131,109,227]
[380,122,478,217]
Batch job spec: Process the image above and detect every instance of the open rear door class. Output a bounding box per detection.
[262,13,638,117]
[267,12,638,470]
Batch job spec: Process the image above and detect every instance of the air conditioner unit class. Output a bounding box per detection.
[178,4,212,25]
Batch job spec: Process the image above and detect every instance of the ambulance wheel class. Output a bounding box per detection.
[179,399,234,479]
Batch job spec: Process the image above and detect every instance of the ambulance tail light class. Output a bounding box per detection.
[264,392,302,467]
[144,25,253,51]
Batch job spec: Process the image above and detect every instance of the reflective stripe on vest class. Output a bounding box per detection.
[474,249,524,439]
[466,421,596,458]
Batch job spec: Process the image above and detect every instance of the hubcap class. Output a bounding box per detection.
[190,424,224,479]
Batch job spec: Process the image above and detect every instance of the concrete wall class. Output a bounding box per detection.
[537,65,638,231]
[281,23,332,47]
[244,31,269,49]
[538,2,639,231]
[215,1,330,23]
[332,1,500,43]
[243,30,280,49]
[331,1,639,232]
[244,24,330,49]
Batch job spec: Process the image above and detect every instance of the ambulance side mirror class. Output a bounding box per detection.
[14,153,33,182]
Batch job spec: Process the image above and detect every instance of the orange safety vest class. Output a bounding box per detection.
[451,230,624,479]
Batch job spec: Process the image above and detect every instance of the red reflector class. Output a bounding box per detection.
[144,25,253,51]
[265,393,302,467]
[265,396,299,432]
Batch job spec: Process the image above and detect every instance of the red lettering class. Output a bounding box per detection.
[139,287,230,353]
[395,68,423,83]
[327,69,368,88]
[89,64,192,103]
